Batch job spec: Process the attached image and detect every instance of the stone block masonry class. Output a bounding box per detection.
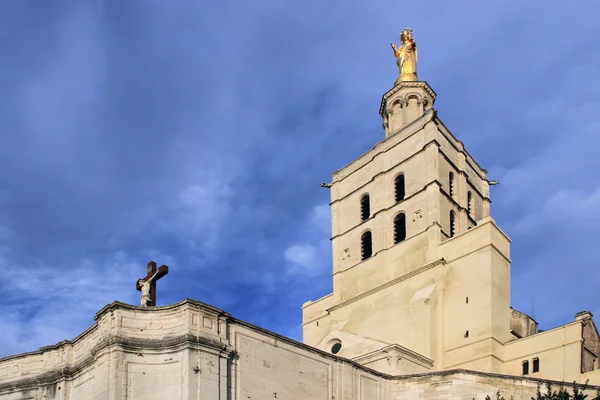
[1,299,598,399]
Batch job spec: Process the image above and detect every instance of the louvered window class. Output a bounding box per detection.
[394,175,405,202]
[360,195,370,221]
[361,231,372,260]
[394,213,406,244]
[467,191,472,215]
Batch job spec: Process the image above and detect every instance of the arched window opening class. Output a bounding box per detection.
[449,172,455,198]
[394,213,407,244]
[467,191,472,215]
[360,195,370,221]
[532,358,539,373]
[522,360,529,375]
[361,231,373,260]
[450,211,456,238]
[394,174,405,203]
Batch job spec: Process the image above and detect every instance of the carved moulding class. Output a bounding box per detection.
[379,81,437,117]
[351,343,434,373]
[0,333,235,396]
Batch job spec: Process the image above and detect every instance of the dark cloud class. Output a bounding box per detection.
[0,0,599,357]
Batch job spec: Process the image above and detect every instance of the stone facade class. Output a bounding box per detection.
[302,80,600,384]
[1,299,598,400]
[2,77,598,398]
[510,308,539,339]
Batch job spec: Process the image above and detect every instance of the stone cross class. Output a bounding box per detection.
[136,261,169,307]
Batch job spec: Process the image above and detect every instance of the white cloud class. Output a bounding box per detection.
[178,183,233,220]
[490,93,600,214]
[488,90,600,328]
[511,187,600,235]
[309,204,331,236]
[0,251,172,358]
[0,192,14,242]
[282,204,331,277]
[0,221,13,242]
[285,244,318,269]
[2,0,599,360]
[175,181,234,252]
[17,2,106,159]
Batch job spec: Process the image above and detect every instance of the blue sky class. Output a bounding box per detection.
[0,1,599,357]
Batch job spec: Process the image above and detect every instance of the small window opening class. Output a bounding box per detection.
[316,321,319,326]
[360,195,370,221]
[361,231,373,260]
[394,174,405,203]
[522,360,529,375]
[467,191,472,215]
[393,213,407,244]
[450,211,456,237]
[449,172,455,198]
[466,297,469,304]
[331,342,342,354]
[464,330,469,338]
[532,358,539,373]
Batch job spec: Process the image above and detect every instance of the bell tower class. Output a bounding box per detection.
[302,30,512,376]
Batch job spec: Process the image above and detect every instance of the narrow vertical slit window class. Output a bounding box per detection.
[522,360,529,375]
[532,358,539,373]
[449,172,455,198]
[467,191,472,215]
[394,174,405,203]
[360,195,370,221]
[450,210,456,238]
[393,213,407,244]
[361,231,373,260]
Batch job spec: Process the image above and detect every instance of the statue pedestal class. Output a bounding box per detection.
[379,81,437,138]
[395,73,418,85]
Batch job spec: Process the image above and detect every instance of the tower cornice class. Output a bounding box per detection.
[379,81,437,116]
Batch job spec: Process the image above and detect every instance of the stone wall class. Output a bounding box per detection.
[1,299,598,400]
[510,308,539,339]
[580,313,600,373]
[395,370,598,400]
[503,321,583,382]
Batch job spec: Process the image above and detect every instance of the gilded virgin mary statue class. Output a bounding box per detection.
[391,28,418,83]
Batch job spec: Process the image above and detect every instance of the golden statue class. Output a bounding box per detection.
[391,28,418,83]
